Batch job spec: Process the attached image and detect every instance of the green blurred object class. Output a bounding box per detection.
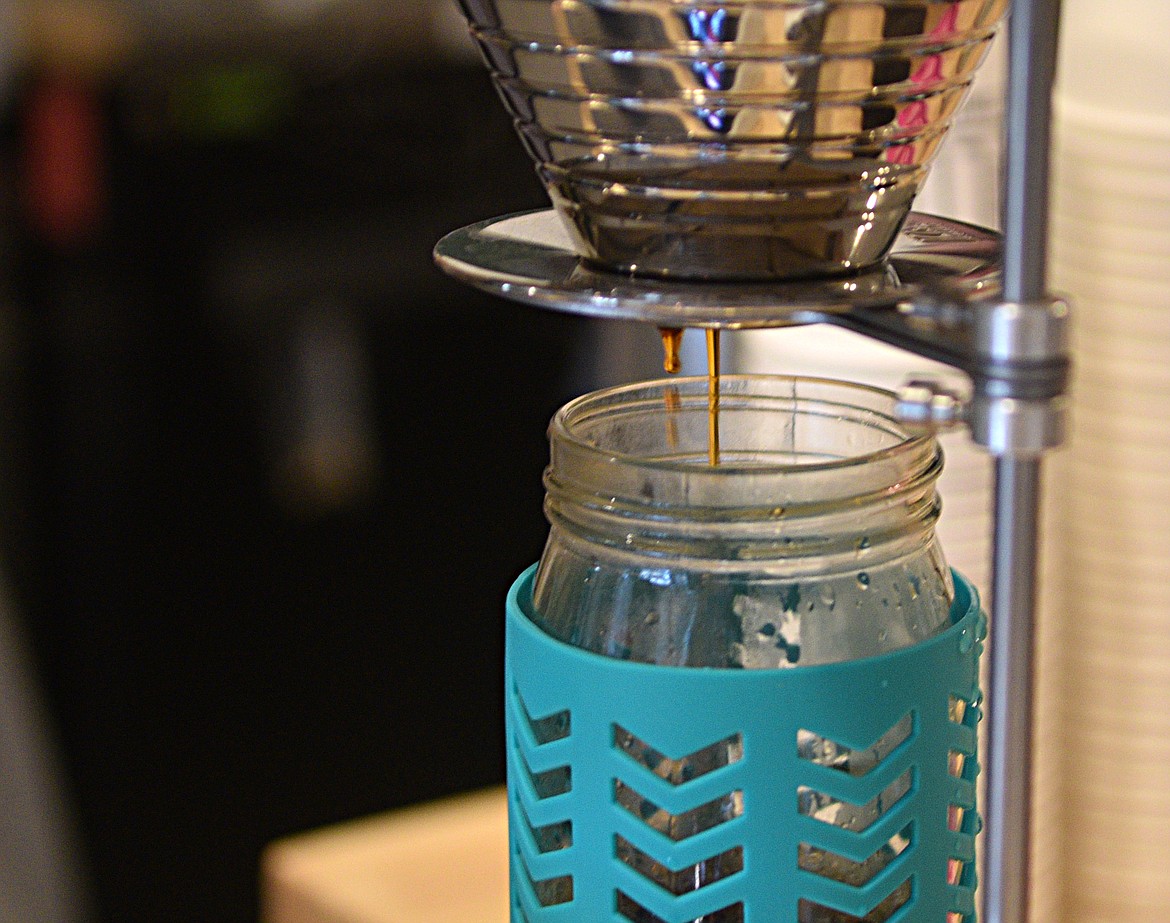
[169,63,296,139]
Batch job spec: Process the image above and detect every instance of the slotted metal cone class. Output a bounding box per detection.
[457,0,1007,280]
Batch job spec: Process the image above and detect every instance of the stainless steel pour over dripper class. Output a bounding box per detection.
[458,0,1006,280]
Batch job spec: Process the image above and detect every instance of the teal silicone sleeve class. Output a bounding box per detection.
[505,565,985,923]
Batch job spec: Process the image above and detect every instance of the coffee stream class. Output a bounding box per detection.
[657,327,721,465]
[706,329,721,467]
[659,327,684,374]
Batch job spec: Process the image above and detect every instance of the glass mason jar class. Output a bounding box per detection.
[533,375,954,669]
[527,375,961,923]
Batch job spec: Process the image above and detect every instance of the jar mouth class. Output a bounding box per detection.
[549,375,938,513]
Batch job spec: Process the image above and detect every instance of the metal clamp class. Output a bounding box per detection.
[890,295,1071,456]
[973,296,1070,364]
[968,394,1068,458]
[969,296,1071,455]
[896,377,969,435]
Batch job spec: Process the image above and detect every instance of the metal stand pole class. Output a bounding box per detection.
[985,457,1042,923]
[982,3,1063,923]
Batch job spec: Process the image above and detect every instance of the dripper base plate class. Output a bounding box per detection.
[434,208,1002,330]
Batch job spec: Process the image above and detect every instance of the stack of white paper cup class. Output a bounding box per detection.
[1048,0,1170,917]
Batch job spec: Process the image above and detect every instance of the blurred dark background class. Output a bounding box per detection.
[0,3,662,921]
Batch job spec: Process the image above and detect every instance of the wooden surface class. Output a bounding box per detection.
[262,788,509,923]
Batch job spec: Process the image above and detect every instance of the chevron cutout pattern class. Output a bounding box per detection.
[516,850,573,907]
[506,570,985,923]
[522,759,572,800]
[799,713,913,777]
[798,880,912,923]
[517,798,573,854]
[509,690,978,922]
[616,835,743,895]
[616,890,744,922]
[606,724,747,922]
[615,725,743,785]
[946,690,982,921]
[796,828,914,923]
[615,779,743,842]
[516,695,571,745]
[792,712,920,922]
[798,825,912,884]
[798,768,913,832]
[508,685,575,916]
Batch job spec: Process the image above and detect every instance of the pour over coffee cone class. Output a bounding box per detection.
[458,0,1006,280]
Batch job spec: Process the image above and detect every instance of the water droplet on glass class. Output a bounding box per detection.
[858,536,871,550]
[783,584,800,613]
[857,572,870,589]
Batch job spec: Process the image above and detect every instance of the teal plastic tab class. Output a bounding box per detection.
[506,566,985,923]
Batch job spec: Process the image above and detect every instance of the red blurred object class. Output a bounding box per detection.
[21,76,107,247]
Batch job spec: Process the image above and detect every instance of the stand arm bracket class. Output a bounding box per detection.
[844,291,1071,457]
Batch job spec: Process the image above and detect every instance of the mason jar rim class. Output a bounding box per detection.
[543,374,944,569]
[550,373,933,477]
